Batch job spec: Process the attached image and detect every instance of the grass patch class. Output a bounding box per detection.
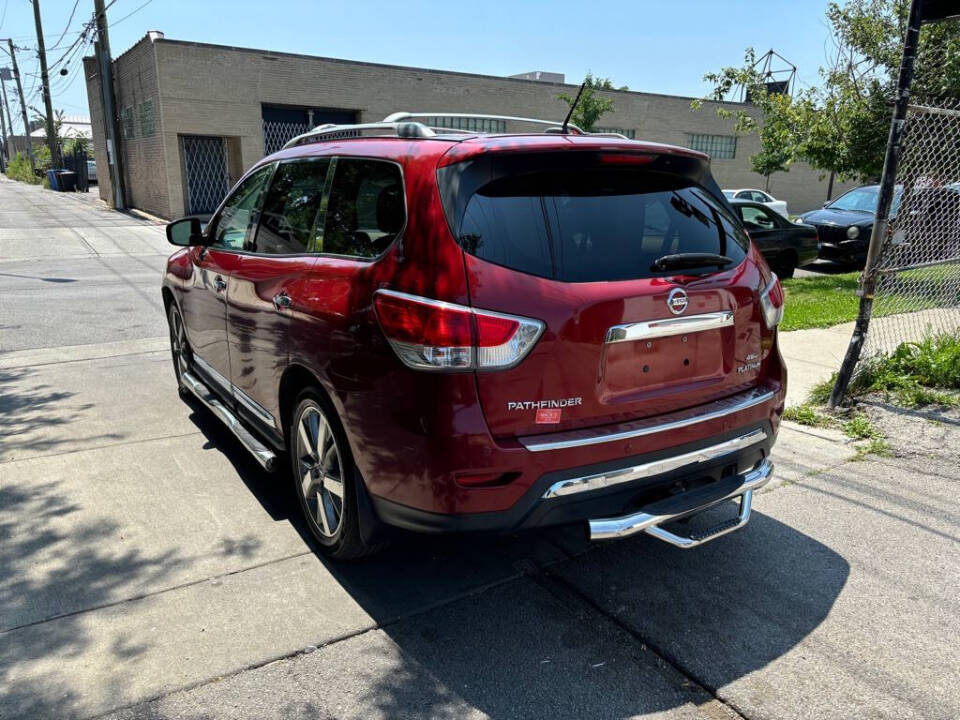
[5,152,41,185]
[780,272,860,331]
[783,404,835,428]
[779,266,960,332]
[843,411,882,440]
[851,436,892,460]
[851,333,960,407]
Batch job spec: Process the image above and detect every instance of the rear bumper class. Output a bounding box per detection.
[370,420,775,534]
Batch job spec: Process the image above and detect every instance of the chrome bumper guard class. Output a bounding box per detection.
[588,459,773,547]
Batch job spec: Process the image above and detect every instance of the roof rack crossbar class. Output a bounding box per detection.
[383,112,584,134]
[282,121,440,150]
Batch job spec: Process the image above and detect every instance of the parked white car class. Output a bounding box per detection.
[723,188,788,218]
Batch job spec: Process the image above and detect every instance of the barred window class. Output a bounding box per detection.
[138,99,156,137]
[685,133,737,159]
[420,116,506,133]
[595,127,636,139]
[121,107,134,139]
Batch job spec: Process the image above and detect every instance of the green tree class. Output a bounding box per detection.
[695,0,960,183]
[558,73,627,132]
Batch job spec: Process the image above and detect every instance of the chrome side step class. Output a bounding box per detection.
[588,459,773,547]
[181,371,278,472]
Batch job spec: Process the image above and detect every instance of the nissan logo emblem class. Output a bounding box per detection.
[667,288,688,315]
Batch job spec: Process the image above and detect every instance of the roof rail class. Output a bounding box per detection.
[282,121,438,150]
[384,112,584,134]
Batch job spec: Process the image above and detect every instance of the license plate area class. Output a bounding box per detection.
[600,331,724,404]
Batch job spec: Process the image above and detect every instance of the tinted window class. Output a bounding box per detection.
[211,166,274,251]
[254,159,331,254]
[739,205,781,230]
[457,169,749,282]
[321,159,404,258]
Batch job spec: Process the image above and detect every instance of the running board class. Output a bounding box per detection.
[181,371,278,472]
[588,459,773,547]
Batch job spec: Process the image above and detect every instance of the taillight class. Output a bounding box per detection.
[373,289,544,371]
[759,273,784,328]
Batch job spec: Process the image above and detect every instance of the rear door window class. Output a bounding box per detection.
[456,167,748,282]
[254,158,331,255]
[321,158,404,258]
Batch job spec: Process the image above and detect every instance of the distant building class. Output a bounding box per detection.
[29,115,92,141]
[84,32,852,219]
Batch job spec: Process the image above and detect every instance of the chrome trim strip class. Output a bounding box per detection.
[181,372,277,472]
[542,429,768,499]
[605,311,734,344]
[588,459,773,545]
[235,387,278,430]
[519,386,776,453]
[192,354,232,393]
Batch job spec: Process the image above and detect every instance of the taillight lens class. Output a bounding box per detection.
[374,290,544,371]
[759,273,784,328]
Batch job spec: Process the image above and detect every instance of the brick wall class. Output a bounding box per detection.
[104,35,856,219]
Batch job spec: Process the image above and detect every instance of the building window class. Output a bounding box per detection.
[420,116,506,133]
[685,133,737,159]
[121,107,134,139]
[595,127,636,139]
[138,99,156,137]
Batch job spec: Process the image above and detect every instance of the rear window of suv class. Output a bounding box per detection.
[443,158,749,282]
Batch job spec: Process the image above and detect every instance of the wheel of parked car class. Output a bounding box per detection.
[775,257,796,279]
[289,389,380,559]
[167,303,191,398]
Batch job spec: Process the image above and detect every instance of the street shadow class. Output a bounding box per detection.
[0,480,191,720]
[167,398,850,719]
[0,367,124,461]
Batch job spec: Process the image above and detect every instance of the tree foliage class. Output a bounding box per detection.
[558,73,627,132]
[695,0,960,183]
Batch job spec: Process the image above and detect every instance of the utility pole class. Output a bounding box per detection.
[0,77,13,154]
[7,40,35,174]
[0,77,8,173]
[94,0,124,209]
[32,0,60,168]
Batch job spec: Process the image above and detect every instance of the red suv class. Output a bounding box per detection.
[163,116,786,559]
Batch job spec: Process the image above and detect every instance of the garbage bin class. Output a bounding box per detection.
[46,169,61,191]
[57,171,77,192]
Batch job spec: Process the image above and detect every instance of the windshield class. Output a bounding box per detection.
[454,168,749,282]
[828,185,904,215]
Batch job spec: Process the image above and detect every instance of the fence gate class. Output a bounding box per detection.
[261,105,357,156]
[855,98,960,374]
[183,135,229,215]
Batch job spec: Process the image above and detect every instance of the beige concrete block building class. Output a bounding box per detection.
[84,32,852,220]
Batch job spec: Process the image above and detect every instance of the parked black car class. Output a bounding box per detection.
[731,200,818,278]
[799,184,902,266]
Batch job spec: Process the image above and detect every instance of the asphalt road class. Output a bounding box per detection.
[1,178,957,720]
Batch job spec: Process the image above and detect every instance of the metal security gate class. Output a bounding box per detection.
[183,135,229,215]
[261,105,357,156]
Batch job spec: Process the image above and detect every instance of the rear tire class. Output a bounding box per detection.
[774,256,796,279]
[288,388,384,560]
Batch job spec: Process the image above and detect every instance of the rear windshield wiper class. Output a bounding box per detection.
[650,253,734,272]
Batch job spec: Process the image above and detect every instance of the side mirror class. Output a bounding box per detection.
[166,217,204,247]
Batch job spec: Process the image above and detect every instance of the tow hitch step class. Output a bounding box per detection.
[588,459,773,548]
[181,371,278,472]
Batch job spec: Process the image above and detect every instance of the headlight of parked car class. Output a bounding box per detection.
[847,225,860,239]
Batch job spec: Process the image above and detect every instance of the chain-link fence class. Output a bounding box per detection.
[855,97,960,374]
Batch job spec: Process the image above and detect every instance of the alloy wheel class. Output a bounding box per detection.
[169,307,189,382]
[295,405,345,538]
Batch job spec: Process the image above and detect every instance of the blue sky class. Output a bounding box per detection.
[0,0,836,130]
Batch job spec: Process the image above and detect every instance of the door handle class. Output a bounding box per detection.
[214,276,227,293]
[273,291,292,311]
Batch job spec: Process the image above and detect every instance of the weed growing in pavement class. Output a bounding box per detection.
[849,333,960,408]
[783,404,835,428]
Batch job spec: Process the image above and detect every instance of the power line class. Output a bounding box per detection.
[49,0,81,51]
[109,0,155,27]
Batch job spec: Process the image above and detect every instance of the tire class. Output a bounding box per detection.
[288,388,383,560]
[167,303,191,398]
[774,254,796,279]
